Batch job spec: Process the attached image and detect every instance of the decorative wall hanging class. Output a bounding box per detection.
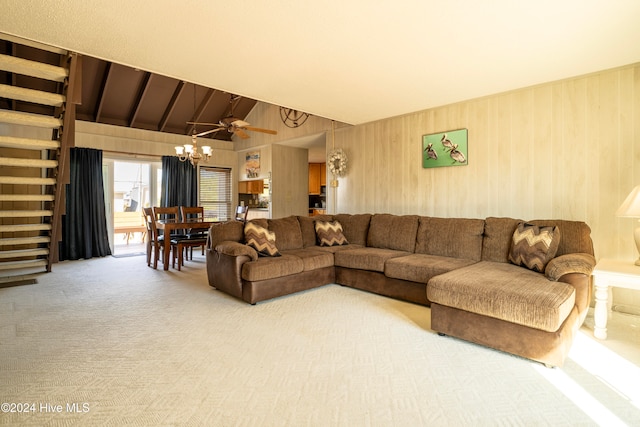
[328,148,348,178]
[245,151,260,178]
[280,107,310,128]
[422,128,468,168]
[327,121,347,191]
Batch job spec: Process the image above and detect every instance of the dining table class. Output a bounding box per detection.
[156,218,217,270]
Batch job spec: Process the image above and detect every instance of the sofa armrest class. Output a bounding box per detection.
[206,241,257,300]
[545,253,596,282]
[215,241,258,261]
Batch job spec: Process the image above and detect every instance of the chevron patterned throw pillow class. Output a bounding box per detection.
[245,222,281,257]
[508,222,560,272]
[315,220,348,247]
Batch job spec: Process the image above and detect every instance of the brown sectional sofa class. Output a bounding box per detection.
[205,213,596,367]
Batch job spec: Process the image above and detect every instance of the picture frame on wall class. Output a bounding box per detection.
[422,128,468,168]
[245,150,260,178]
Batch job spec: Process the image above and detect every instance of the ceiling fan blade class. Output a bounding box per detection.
[234,128,250,139]
[187,121,220,126]
[195,128,223,137]
[244,126,278,135]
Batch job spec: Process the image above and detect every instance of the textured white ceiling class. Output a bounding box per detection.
[1,0,640,125]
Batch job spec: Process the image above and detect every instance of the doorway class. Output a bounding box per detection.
[103,157,162,255]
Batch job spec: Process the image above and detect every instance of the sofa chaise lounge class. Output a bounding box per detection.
[205,213,595,367]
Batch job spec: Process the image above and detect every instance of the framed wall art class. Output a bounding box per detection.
[422,128,468,168]
[245,150,260,178]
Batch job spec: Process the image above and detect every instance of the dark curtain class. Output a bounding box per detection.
[160,156,198,207]
[60,148,111,260]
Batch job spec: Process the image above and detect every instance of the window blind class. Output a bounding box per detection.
[199,167,232,221]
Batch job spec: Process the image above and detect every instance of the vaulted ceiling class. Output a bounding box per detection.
[0,39,259,141]
[1,1,640,127]
[75,56,259,141]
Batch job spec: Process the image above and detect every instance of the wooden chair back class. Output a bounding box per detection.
[142,207,156,236]
[153,206,179,221]
[235,205,249,222]
[142,207,160,268]
[180,206,204,221]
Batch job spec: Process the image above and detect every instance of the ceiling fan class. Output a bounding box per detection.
[188,118,277,140]
[187,96,277,140]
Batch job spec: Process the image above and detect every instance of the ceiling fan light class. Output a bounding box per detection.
[175,146,185,155]
[202,146,212,156]
[184,144,194,153]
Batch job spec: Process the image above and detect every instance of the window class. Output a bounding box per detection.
[200,167,232,221]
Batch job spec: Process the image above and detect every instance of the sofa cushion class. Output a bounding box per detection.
[367,214,420,252]
[334,214,371,246]
[281,249,334,271]
[385,254,477,283]
[427,261,576,332]
[482,217,595,263]
[529,219,594,257]
[334,247,410,272]
[208,220,245,249]
[415,217,484,261]
[315,220,348,246]
[313,244,364,254]
[481,217,521,262]
[298,215,333,248]
[241,254,304,281]
[245,222,281,257]
[509,222,561,272]
[268,216,304,251]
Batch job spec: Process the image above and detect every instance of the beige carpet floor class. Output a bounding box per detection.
[1,254,639,426]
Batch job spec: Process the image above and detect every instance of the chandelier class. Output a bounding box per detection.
[175,83,212,166]
[175,135,211,166]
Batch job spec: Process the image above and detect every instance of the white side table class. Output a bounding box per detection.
[591,258,640,339]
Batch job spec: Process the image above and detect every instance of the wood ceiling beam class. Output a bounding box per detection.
[129,72,152,128]
[221,94,241,119]
[186,87,216,135]
[95,62,112,122]
[159,80,185,132]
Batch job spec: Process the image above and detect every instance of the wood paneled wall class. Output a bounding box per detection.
[325,65,640,264]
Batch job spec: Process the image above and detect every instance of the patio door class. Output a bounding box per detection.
[103,157,162,254]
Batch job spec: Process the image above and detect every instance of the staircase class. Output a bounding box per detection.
[0,37,80,285]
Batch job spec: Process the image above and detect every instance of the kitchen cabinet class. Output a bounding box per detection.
[308,163,326,195]
[238,180,264,194]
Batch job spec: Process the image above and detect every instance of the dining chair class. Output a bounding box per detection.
[178,206,209,269]
[235,205,249,222]
[152,206,184,268]
[142,207,164,269]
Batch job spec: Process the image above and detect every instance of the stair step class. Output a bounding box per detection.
[0,194,55,202]
[0,109,62,129]
[0,135,60,150]
[0,223,52,233]
[0,273,43,285]
[0,176,56,185]
[0,259,48,271]
[0,157,58,168]
[0,248,49,259]
[0,84,65,107]
[0,236,51,246]
[0,53,68,82]
[0,210,53,218]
